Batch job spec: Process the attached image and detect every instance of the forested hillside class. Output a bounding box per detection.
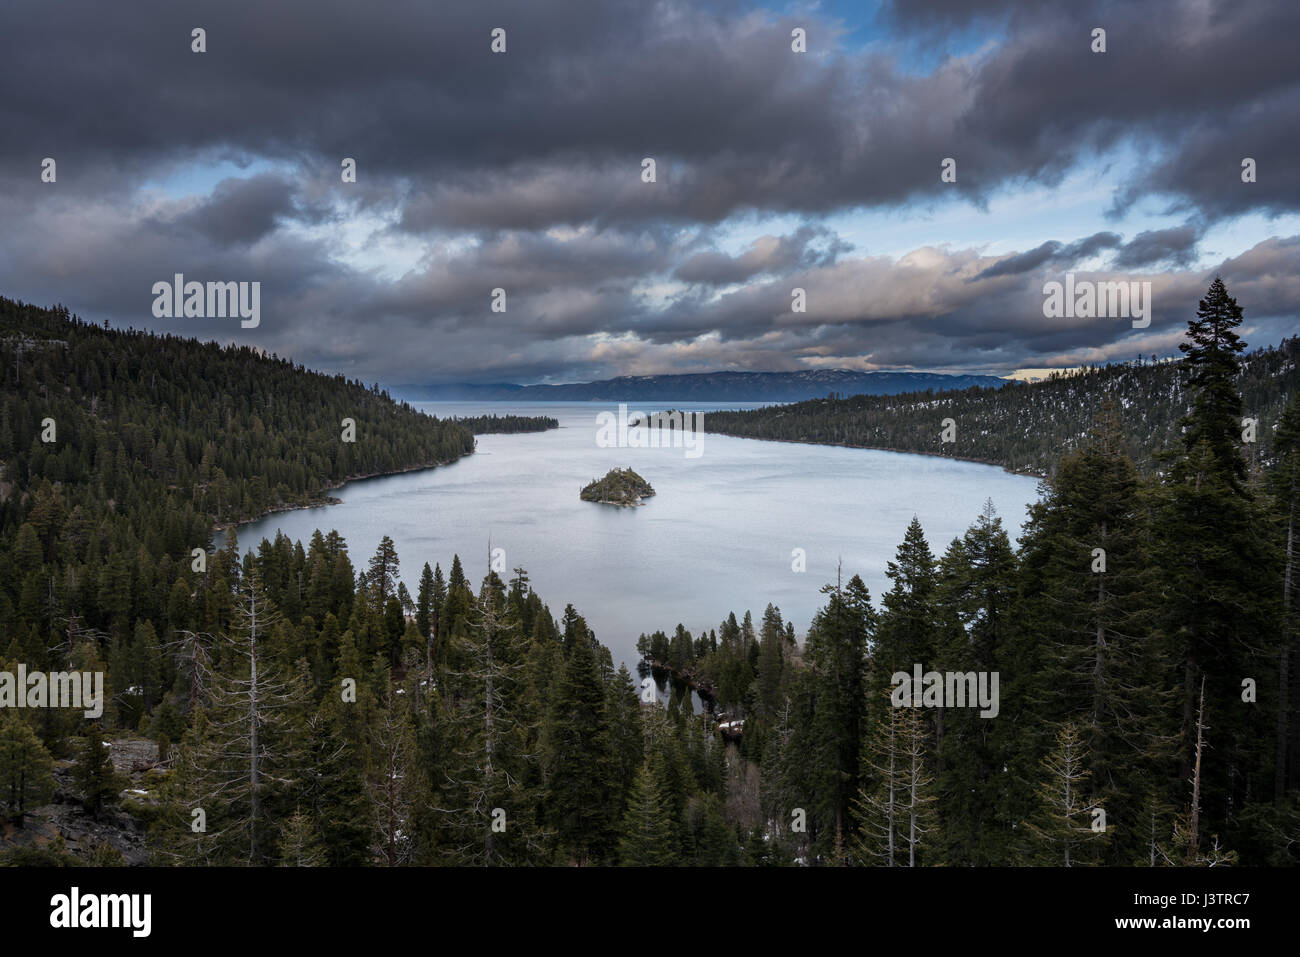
[0,297,478,526]
[704,337,1300,477]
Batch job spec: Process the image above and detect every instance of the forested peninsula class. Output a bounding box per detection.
[704,336,1300,478]
[453,413,559,434]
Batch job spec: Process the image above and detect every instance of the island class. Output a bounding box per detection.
[580,467,656,507]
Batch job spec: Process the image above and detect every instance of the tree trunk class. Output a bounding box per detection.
[248,588,260,863]
[1188,678,1206,864]
[1277,491,1294,799]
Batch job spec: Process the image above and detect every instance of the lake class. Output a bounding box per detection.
[224,401,1041,673]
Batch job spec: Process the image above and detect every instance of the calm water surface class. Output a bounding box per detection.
[225,402,1040,671]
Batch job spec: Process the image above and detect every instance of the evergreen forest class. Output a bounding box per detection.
[1,280,1297,867]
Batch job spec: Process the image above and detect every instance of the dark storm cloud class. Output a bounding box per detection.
[370,226,684,336]
[0,0,1297,384]
[958,1,1300,217]
[975,232,1122,279]
[179,174,299,245]
[3,0,1295,228]
[0,182,342,342]
[1114,85,1300,220]
[975,241,1062,279]
[1216,236,1300,318]
[674,225,851,284]
[1113,224,1204,268]
[1065,232,1124,261]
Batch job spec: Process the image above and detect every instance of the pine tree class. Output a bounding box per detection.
[617,759,678,866]
[430,563,447,666]
[0,714,55,826]
[868,514,941,785]
[545,630,619,864]
[1155,277,1276,847]
[607,664,645,816]
[932,501,1017,865]
[73,732,126,820]
[1179,278,1248,485]
[433,588,544,865]
[802,568,874,858]
[1009,406,1177,862]
[368,680,419,865]
[869,517,940,717]
[759,694,797,839]
[441,556,472,670]
[367,535,400,609]
[302,710,370,866]
[130,620,164,713]
[416,562,434,647]
[684,791,738,865]
[754,603,787,728]
[277,808,327,866]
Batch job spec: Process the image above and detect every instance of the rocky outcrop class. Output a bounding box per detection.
[0,737,159,865]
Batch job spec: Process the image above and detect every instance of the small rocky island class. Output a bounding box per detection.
[580,467,655,507]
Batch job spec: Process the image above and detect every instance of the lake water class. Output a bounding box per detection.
[224,401,1040,672]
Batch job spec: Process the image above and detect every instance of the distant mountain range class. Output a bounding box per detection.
[395,370,1011,403]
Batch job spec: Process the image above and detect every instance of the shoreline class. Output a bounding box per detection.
[211,453,471,533]
[702,429,1047,480]
[213,419,564,537]
[641,658,718,707]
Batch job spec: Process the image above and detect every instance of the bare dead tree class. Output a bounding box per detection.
[1027,721,1107,866]
[1172,678,1238,865]
[854,701,936,867]
[1189,676,1206,859]
[49,614,107,660]
[164,629,216,715]
[167,571,310,865]
[853,707,898,866]
[901,706,937,866]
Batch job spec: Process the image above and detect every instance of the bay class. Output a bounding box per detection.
[224,401,1040,673]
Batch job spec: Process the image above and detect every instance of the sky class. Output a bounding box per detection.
[1,0,1296,386]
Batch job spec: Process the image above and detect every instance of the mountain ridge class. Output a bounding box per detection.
[394,369,1011,403]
